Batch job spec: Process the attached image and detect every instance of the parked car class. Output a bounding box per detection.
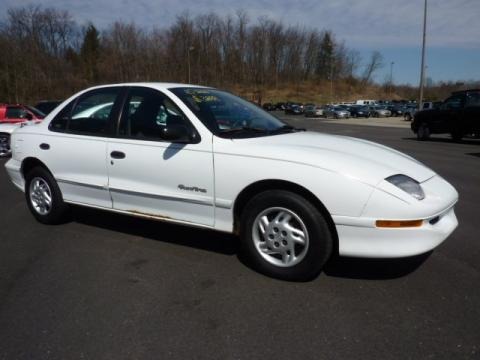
[34,100,62,115]
[403,105,418,121]
[5,83,459,281]
[347,106,370,118]
[0,104,45,124]
[421,101,442,111]
[355,100,377,106]
[369,106,391,117]
[386,105,404,117]
[262,102,276,111]
[304,104,324,117]
[284,103,303,115]
[0,123,16,157]
[324,106,350,119]
[412,89,480,141]
[275,102,286,110]
[0,121,41,157]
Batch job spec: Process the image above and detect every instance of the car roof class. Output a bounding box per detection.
[82,82,210,93]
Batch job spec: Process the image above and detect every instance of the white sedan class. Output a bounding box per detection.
[5,83,459,280]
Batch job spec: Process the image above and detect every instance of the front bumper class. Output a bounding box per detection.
[333,174,458,258]
[5,158,24,191]
[334,206,457,258]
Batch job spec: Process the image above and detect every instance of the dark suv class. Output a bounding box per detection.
[412,89,480,141]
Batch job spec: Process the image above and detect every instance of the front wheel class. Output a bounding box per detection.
[239,190,333,281]
[25,166,70,224]
[451,130,463,142]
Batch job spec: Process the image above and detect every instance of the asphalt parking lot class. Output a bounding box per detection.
[1,117,479,360]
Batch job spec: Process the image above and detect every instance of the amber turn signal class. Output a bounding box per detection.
[376,220,423,228]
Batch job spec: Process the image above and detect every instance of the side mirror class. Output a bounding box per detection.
[24,113,33,120]
[161,124,192,143]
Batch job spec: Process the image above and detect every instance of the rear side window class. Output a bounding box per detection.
[466,91,480,107]
[6,107,28,119]
[69,89,120,135]
[49,102,73,132]
[444,96,464,110]
[49,87,122,136]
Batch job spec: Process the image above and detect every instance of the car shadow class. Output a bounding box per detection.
[324,252,432,280]
[70,206,433,280]
[70,206,238,256]
[402,137,480,145]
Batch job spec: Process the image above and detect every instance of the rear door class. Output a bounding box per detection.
[464,91,480,134]
[442,94,465,134]
[44,87,124,208]
[427,95,462,133]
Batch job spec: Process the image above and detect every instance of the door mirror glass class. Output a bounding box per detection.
[161,124,191,142]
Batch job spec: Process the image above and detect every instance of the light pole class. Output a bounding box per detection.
[187,46,194,84]
[419,0,427,109]
[390,61,395,97]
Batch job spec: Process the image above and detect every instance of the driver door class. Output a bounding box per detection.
[107,86,215,227]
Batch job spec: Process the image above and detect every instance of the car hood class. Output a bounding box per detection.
[224,131,435,187]
[0,123,22,134]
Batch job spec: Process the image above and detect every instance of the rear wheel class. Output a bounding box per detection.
[25,166,70,224]
[417,123,430,141]
[239,190,333,281]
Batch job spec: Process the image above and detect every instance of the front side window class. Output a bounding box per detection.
[119,87,196,141]
[170,87,296,138]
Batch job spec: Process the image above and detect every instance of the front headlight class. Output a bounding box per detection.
[386,174,425,200]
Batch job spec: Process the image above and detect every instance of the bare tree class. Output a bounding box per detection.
[362,51,384,85]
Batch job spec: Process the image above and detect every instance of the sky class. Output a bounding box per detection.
[2,0,479,85]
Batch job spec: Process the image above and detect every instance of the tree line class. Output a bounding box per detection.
[0,5,474,105]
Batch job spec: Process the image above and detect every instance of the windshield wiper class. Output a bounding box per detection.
[219,126,269,135]
[269,125,305,133]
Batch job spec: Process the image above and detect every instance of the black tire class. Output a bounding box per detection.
[25,166,70,224]
[451,130,463,142]
[239,190,333,281]
[416,123,430,141]
[405,113,412,121]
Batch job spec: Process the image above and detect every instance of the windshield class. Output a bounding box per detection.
[170,87,291,138]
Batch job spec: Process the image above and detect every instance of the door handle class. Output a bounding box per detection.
[110,151,126,159]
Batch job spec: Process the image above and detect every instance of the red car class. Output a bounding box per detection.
[0,104,45,124]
